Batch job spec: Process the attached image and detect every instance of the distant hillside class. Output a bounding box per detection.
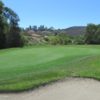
[25,26,86,37]
[24,26,86,45]
[64,26,86,36]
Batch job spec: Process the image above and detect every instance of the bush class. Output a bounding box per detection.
[47,34,71,45]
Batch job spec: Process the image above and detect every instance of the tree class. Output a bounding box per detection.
[0,0,24,49]
[85,24,98,44]
[7,25,24,47]
[4,7,24,47]
[33,25,38,32]
[94,26,100,44]
[48,27,55,32]
[38,25,46,31]
[0,1,6,49]
[85,24,100,44]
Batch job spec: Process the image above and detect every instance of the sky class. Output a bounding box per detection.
[3,0,100,29]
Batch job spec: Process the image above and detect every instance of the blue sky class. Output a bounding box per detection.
[3,0,100,28]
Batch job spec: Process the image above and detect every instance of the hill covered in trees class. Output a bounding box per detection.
[23,26,86,45]
[24,24,100,45]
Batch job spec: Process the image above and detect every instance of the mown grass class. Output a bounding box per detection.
[0,45,100,92]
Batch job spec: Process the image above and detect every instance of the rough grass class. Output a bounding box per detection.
[0,45,100,92]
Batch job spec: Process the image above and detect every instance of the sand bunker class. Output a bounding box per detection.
[0,78,100,100]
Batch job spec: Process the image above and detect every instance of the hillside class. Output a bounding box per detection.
[64,26,86,36]
[26,26,86,36]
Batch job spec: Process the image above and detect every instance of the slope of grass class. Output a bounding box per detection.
[0,45,100,92]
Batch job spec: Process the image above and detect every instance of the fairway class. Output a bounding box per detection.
[0,45,100,92]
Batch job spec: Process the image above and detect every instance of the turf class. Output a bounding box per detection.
[0,45,100,92]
